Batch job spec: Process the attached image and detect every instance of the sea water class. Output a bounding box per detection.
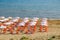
[0,0,60,19]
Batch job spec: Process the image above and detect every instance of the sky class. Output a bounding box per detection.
[0,0,60,18]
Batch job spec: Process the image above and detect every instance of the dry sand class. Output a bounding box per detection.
[0,20,60,40]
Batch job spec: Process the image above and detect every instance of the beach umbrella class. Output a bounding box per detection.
[40,18,48,32]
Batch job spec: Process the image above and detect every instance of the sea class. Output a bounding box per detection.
[0,0,60,19]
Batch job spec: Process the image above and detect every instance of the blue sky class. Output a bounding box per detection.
[0,0,60,11]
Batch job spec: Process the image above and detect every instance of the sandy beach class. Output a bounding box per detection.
[0,19,60,40]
